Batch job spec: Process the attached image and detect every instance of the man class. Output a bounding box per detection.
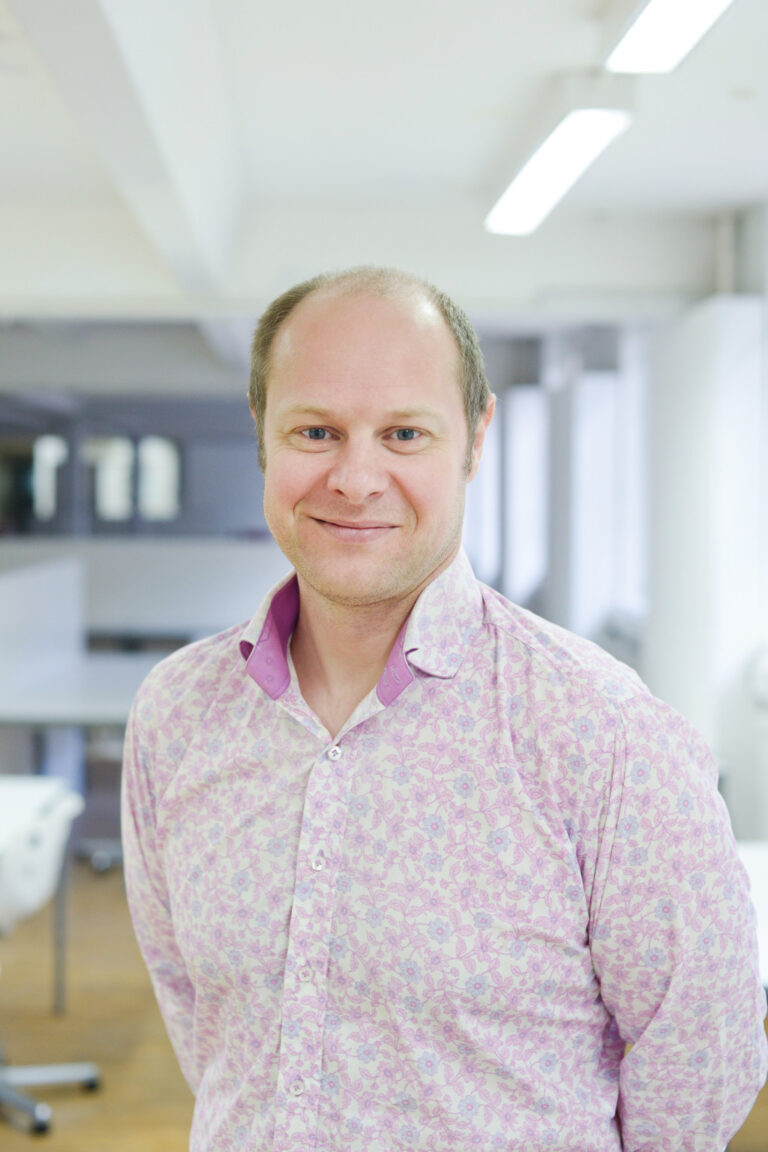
[122,267,767,1152]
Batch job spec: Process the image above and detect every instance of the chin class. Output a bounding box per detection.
[311,575,396,607]
[299,559,411,607]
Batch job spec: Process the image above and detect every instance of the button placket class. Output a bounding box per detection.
[273,740,352,1151]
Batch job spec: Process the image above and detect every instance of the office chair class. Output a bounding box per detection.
[0,776,100,1133]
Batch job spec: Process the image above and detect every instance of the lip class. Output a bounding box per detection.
[317,518,394,529]
[311,517,397,542]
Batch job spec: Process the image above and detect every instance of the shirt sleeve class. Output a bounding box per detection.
[121,674,200,1095]
[589,691,767,1151]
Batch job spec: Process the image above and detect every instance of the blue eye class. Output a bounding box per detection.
[305,428,328,440]
[394,429,418,441]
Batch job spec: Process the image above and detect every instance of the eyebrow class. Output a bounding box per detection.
[278,404,446,424]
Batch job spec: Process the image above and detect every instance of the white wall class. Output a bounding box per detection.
[504,387,548,605]
[644,295,767,836]
[571,372,620,639]
[540,336,647,651]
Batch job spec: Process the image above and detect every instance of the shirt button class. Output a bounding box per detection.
[290,1078,305,1096]
[298,965,313,982]
[311,852,326,871]
[327,746,342,761]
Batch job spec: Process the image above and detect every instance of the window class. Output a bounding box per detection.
[32,435,69,521]
[79,435,181,524]
[82,437,134,522]
[137,436,180,521]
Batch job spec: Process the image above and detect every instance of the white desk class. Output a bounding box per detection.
[0,650,161,790]
[0,653,162,1010]
[737,841,768,988]
[0,650,162,858]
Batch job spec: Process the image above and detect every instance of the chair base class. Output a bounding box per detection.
[75,836,123,874]
[0,1061,100,1134]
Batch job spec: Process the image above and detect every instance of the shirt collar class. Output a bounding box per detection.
[239,548,484,706]
[239,571,299,700]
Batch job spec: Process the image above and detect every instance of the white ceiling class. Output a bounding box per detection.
[0,0,766,360]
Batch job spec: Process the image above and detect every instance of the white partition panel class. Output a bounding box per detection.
[0,557,86,784]
[0,558,84,662]
[0,538,290,639]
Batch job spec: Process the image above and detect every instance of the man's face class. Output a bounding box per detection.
[261,288,494,613]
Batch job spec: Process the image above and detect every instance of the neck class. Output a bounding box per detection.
[290,583,418,739]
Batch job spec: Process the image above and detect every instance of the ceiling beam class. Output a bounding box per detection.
[4,0,245,359]
[0,200,718,329]
[198,318,254,371]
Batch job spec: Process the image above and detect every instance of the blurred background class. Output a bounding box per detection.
[0,0,766,1146]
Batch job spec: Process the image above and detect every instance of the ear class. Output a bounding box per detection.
[467,394,496,481]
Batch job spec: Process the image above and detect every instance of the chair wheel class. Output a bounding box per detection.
[83,1077,101,1091]
[31,1103,52,1134]
[90,851,113,873]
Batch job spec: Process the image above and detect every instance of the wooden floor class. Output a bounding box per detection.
[0,860,766,1149]
[0,861,192,1150]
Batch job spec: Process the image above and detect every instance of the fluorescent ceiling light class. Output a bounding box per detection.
[606,0,737,73]
[485,108,632,236]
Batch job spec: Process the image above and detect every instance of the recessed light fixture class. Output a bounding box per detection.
[485,73,634,237]
[605,0,738,73]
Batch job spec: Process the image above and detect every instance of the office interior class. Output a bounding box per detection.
[0,0,766,1146]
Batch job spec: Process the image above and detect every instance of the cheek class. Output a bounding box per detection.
[263,456,324,516]
[263,463,293,522]
[405,463,465,521]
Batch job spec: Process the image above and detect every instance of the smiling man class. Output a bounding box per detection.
[123,267,767,1152]
[257,278,493,739]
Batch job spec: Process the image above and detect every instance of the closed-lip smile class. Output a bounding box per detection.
[315,518,394,529]
[309,517,398,541]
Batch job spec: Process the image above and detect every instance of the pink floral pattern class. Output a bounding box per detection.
[122,550,767,1151]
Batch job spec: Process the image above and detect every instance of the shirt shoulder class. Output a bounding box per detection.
[476,586,716,790]
[125,623,251,803]
[132,621,248,722]
[478,583,647,712]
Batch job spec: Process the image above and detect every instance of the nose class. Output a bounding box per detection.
[326,436,388,504]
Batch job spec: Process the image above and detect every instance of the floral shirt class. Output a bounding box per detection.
[122,549,767,1152]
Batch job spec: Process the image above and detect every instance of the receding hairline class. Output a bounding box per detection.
[297,266,443,305]
[254,265,482,385]
[266,271,453,364]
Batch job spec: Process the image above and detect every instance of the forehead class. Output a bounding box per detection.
[267,288,462,407]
